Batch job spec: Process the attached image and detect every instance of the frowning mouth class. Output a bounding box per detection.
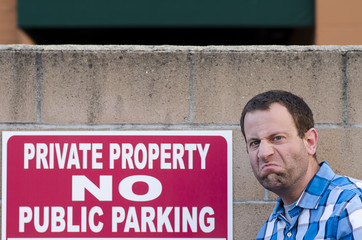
[261,163,279,172]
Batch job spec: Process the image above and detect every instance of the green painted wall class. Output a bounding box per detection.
[18,0,314,28]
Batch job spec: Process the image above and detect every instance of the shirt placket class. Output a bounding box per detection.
[279,207,301,240]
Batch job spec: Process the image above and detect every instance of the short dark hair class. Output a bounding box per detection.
[240,90,314,139]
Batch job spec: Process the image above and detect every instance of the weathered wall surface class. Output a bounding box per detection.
[1,45,362,239]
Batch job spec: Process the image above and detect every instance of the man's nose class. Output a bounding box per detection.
[257,140,274,159]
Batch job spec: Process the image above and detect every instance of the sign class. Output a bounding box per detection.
[2,131,232,240]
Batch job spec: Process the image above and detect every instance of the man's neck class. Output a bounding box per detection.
[280,160,320,205]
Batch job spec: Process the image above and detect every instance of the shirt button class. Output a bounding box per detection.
[287,232,292,237]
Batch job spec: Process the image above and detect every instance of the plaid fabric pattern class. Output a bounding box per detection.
[256,161,362,240]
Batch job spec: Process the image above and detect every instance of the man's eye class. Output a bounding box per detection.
[273,136,283,141]
[250,141,260,147]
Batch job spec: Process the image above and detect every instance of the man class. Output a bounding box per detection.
[240,90,362,239]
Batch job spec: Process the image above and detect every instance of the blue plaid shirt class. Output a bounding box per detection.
[257,161,362,240]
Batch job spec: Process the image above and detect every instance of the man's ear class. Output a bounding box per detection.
[303,128,318,156]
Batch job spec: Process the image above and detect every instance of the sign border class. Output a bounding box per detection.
[2,130,232,240]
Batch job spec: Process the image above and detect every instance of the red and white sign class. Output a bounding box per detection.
[2,131,232,240]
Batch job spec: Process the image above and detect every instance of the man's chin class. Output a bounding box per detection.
[259,173,286,191]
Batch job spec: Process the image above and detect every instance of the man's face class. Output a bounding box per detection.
[244,103,311,195]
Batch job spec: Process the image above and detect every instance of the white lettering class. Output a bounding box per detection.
[109,143,120,169]
[198,144,210,169]
[49,143,54,168]
[157,207,173,232]
[88,207,103,233]
[160,144,171,169]
[122,143,134,169]
[72,175,112,201]
[34,206,49,233]
[185,144,196,169]
[81,207,87,232]
[173,144,185,169]
[92,143,103,169]
[24,142,210,170]
[110,206,215,233]
[134,143,147,169]
[67,206,80,232]
[118,175,162,202]
[182,207,197,232]
[79,143,91,169]
[51,206,65,232]
[67,144,80,169]
[18,206,103,233]
[24,144,35,169]
[141,207,156,232]
[199,206,215,233]
[112,207,125,232]
[55,143,68,169]
[19,206,32,232]
[174,206,180,232]
[124,207,140,232]
[36,143,48,169]
[148,143,159,169]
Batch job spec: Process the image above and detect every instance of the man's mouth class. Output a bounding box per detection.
[261,163,279,172]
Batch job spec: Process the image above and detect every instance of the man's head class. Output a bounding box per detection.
[240,90,314,140]
[240,90,319,204]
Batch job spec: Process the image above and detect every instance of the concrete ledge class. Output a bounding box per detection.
[2,44,362,52]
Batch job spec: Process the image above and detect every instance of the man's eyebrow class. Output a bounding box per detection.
[246,131,288,142]
[246,137,260,144]
[268,132,283,138]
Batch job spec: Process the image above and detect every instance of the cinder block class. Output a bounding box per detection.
[0,51,38,122]
[317,128,362,179]
[233,203,275,240]
[346,52,362,124]
[233,130,265,201]
[41,51,190,124]
[193,51,344,124]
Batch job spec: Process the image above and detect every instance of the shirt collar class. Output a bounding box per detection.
[270,161,336,219]
[296,161,335,209]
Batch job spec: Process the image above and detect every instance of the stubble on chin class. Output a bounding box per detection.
[259,172,288,192]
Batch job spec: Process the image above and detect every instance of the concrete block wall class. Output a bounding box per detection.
[1,45,362,239]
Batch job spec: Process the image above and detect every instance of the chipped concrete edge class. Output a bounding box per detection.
[1,44,362,53]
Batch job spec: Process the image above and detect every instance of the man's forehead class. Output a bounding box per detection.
[245,102,289,117]
[244,103,296,136]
